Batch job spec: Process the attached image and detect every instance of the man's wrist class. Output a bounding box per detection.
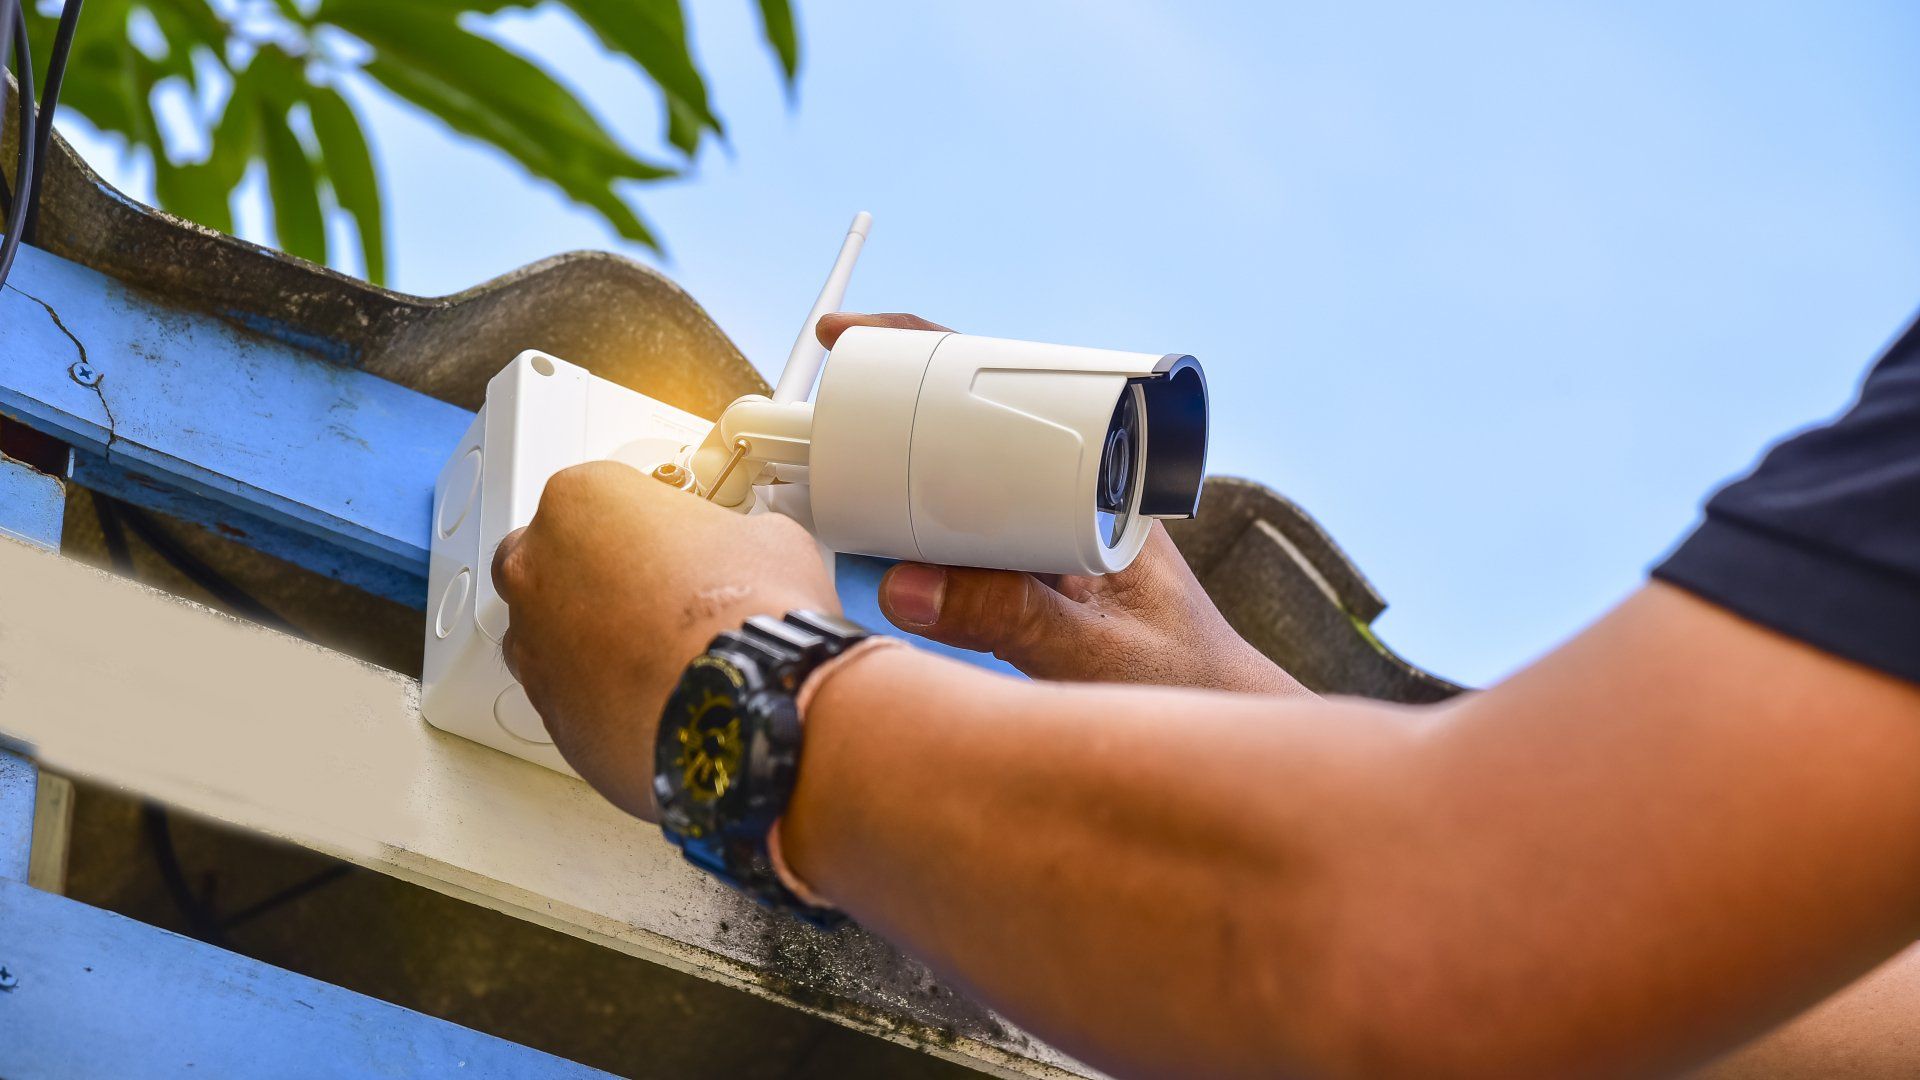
[766,635,910,908]
[795,635,908,715]
[775,641,940,909]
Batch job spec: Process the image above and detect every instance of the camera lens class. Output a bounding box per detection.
[1097,386,1143,546]
[1101,427,1132,510]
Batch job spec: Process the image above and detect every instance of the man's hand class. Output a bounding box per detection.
[816,312,1307,695]
[491,460,837,820]
[876,524,1306,693]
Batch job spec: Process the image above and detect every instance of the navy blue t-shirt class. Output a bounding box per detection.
[1654,313,1920,685]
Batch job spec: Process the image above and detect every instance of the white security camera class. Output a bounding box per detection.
[810,327,1206,575]
[423,215,1210,773]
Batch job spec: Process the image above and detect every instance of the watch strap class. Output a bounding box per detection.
[722,610,872,685]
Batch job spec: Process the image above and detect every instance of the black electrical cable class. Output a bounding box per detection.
[141,803,229,946]
[93,491,132,570]
[23,0,83,243]
[1,0,83,280]
[90,498,227,944]
[96,496,356,940]
[0,0,38,291]
[220,863,354,931]
[112,501,304,635]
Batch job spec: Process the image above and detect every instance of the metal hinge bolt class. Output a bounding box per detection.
[69,361,101,388]
[0,965,18,990]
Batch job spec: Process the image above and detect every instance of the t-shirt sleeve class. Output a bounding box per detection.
[1652,312,1920,685]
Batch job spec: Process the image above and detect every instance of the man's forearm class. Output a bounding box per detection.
[1692,943,1920,1078]
[780,586,1920,1078]
[783,646,1410,1075]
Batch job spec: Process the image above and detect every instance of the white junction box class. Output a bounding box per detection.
[422,350,713,775]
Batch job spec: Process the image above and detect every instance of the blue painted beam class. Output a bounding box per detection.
[0,877,609,1079]
[69,449,427,607]
[0,243,471,585]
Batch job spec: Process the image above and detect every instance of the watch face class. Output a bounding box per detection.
[655,654,752,838]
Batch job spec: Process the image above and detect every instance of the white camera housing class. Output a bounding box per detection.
[811,327,1207,575]
[422,215,1209,774]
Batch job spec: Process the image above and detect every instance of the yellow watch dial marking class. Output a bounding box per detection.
[675,689,743,803]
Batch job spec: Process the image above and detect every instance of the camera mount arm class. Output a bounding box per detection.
[686,396,816,508]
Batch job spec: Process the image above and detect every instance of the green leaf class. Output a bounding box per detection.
[151,56,263,234]
[321,0,672,248]
[204,66,263,193]
[147,58,239,233]
[115,29,163,156]
[571,182,661,250]
[370,0,522,12]
[372,0,710,141]
[243,48,330,264]
[319,0,672,181]
[260,108,328,265]
[42,43,141,139]
[246,43,312,109]
[25,0,130,134]
[142,0,228,84]
[754,0,799,90]
[21,6,61,87]
[144,0,230,54]
[563,0,722,155]
[305,85,385,284]
[34,0,796,269]
[155,159,234,233]
[268,0,314,27]
[34,0,216,218]
[153,161,223,231]
[155,77,246,234]
[360,52,660,249]
[357,54,561,177]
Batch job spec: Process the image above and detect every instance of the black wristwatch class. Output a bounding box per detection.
[653,610,870,929]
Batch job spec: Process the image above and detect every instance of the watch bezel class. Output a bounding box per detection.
[654,649,801,842]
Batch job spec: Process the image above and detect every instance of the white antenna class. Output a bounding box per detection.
[771,211,872,404]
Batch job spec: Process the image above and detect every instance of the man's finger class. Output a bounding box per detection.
[880,563,1078,663]
[815,312,954,350]
[492,526,529,603]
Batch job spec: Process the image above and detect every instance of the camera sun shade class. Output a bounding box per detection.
[807,327,1209,576]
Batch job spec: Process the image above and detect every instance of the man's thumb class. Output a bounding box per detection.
[878,563,1073,661]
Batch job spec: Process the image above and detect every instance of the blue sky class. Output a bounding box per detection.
[65,1,1920,686]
